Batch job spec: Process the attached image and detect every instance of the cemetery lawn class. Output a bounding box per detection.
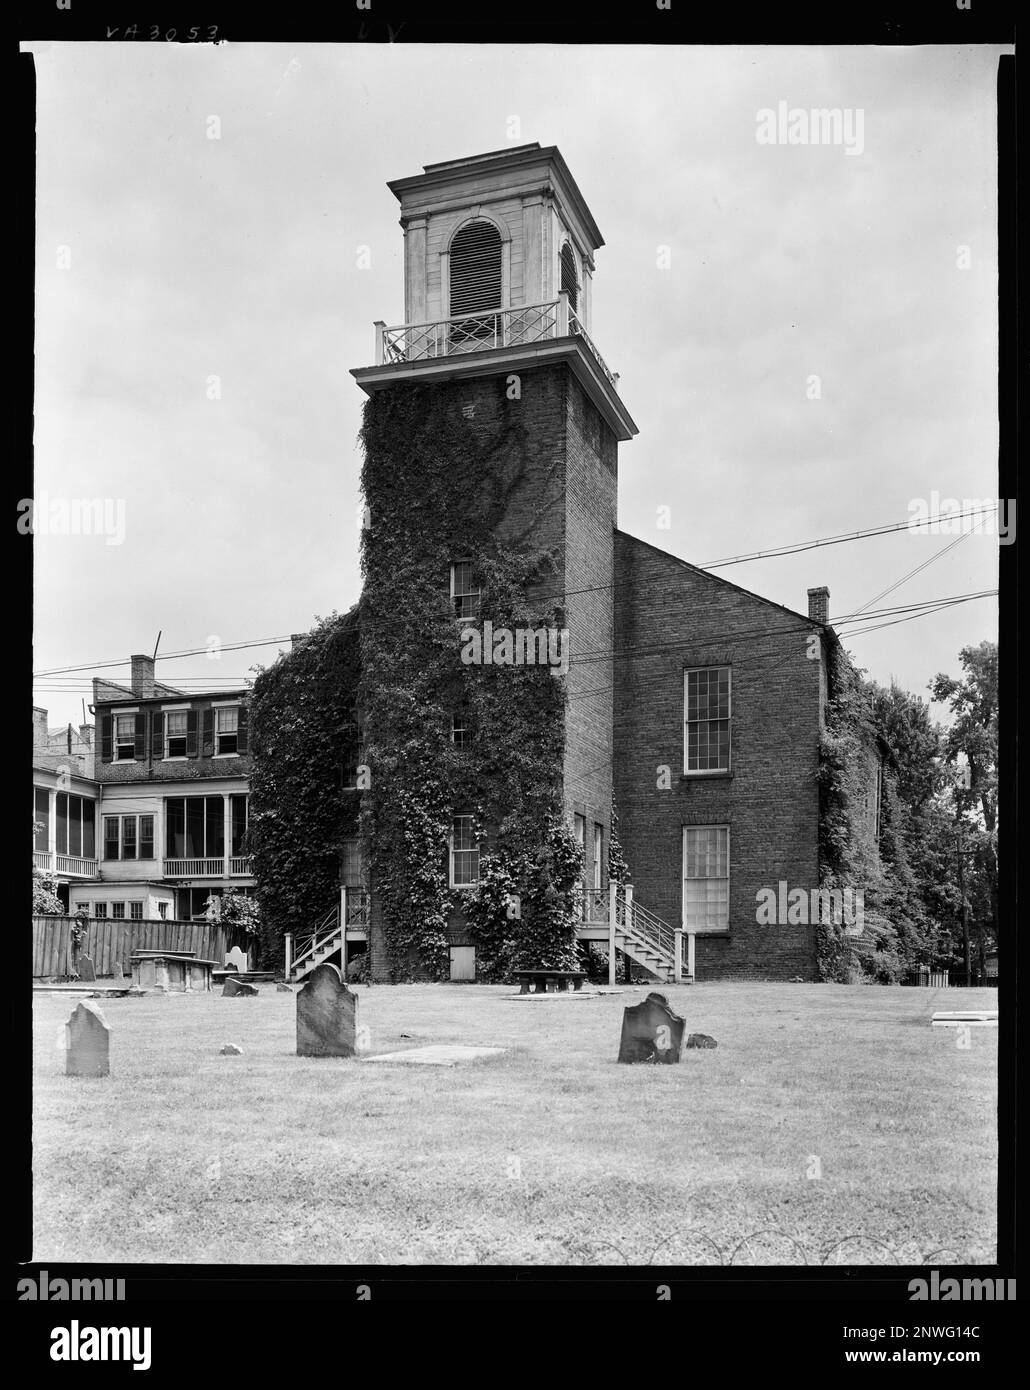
[32,983,997,1266]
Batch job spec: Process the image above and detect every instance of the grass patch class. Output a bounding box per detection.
[33,983,997,1265]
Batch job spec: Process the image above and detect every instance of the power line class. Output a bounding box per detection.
[700,504,998,569]
[850,532,971,618]
[33,504,1001,680]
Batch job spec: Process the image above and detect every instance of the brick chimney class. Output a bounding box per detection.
[32,707,49,749]
[130,654,156,697]
[807,586,830,624]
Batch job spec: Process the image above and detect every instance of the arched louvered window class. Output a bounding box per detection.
[560,241,579,315]
[449,220,503,320]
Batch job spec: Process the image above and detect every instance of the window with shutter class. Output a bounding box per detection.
[560,241,579,315]
[449,220,502,340]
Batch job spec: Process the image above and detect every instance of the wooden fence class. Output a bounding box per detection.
[32,915,251,978]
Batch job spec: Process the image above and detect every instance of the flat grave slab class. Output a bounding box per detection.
[930,1010,998,1027]
[362,1044,506,1067]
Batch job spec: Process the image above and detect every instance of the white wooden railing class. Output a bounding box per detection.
[163,857,253,878]
[375,294,619,390]
[34,850,99,877]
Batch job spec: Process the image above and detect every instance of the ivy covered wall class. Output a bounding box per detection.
[357,376,582,981]
[248,611,361,970]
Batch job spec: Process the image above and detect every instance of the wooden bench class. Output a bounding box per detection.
[514,969,587,995]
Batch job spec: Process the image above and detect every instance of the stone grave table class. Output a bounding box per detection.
[130,950,218,994]
[513,969,587,995]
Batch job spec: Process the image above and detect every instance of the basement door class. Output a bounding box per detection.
[449,946,476,982]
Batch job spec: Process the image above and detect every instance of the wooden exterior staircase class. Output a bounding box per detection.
[286,907,343,984]
[575,884,692,985]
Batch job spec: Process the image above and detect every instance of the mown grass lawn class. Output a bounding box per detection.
[32,982,997,1266]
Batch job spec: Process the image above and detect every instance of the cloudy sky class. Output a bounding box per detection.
[28,42,1006,729]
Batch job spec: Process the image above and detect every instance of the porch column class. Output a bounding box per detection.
[608,880,617,986]
[624,882,634,983]
[687,932,696,982]
[284,933,292,980]
[674,929,683,984]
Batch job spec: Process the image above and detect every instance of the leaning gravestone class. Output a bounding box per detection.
[112,962,125,982]
[297,963,356,1058]
[223,977,258,998]
[78,954,97,984]
[225,946,249,975]
[617,991,685,1064]
[66,1001,110,1077]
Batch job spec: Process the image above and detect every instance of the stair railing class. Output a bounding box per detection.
[291,906,341,975]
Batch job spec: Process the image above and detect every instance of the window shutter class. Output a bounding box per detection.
[151,711,164,760]
[560,241,579,314]
[186,709,199,758]
[134,712,146,758]
[449,220,503,318]
[202,707,214,757]
[237,705,249,754]
[100,714,113,763]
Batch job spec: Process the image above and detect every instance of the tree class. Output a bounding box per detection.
[930,641,999,980]
[32,831,64,916]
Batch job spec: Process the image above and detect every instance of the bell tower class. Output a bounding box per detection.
[352,143,636,443]
[351,145,636,978]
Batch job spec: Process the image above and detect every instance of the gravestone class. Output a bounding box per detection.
[112,962,125,982]
[225,946,249,975]
[617,991,685,1064]
[296,963,356,1058]
[78,955,97,984]
[66,1001,110,1077]
[686,1033,718,1049]
[223,977,258,998]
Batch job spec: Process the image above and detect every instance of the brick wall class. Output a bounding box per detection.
[613,533,825,981]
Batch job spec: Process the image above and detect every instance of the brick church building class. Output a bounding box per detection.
[287,143,874,986]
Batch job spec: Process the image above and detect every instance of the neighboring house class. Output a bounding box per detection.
[32,656,254,920]
[307,141,879,984]
[33,710,100,910]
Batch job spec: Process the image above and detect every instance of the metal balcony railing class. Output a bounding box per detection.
[374,294,619,391]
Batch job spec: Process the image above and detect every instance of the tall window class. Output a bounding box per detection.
[560,241,579,314]
[593,823,603,891]
[341,718,364,790]
[121,817,137,861]
[215,706,239,755]
[139,815,154,860]
[451,705,470,748]
[165,710,188,758]
[115,713,137,761]
[341,837,366,888]
[449,220,502,323]
[685,667,731,773]
[683,826,730,932]
[451,562,481,620]
[450,815,480,888]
